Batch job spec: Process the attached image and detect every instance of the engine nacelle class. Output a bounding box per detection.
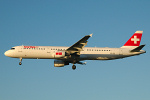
[54,60,69,67]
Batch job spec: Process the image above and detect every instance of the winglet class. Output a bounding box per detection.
[89,33,93,37]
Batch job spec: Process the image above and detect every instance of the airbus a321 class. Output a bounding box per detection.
[4,31,146,70]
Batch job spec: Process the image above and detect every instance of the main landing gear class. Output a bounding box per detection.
[72,65,76,70]
[19,58,22,65]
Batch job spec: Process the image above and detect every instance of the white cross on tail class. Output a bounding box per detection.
[131,36,140,44]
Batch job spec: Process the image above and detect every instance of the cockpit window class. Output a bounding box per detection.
[11,48,15,50]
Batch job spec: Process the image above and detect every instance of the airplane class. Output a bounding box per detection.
[4,30,146,70]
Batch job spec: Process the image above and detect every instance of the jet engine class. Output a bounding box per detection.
[54,60,69,67]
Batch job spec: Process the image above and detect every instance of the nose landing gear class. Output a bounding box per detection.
[19,62,22,65]
[19,58,22,65]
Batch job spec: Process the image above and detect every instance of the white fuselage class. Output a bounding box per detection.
[4,45,146,61]
[4,31,146,69]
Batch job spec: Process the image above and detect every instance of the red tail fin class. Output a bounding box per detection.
[122,31,143,48]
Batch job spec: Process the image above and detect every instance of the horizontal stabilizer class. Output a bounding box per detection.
[130,44,145,52]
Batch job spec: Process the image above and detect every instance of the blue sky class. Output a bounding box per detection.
[0,0,150,100]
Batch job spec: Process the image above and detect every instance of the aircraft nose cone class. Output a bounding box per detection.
[4,51,7,56]
[4,51,9,56]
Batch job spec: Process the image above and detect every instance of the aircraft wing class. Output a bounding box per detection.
[66,34,92,54]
